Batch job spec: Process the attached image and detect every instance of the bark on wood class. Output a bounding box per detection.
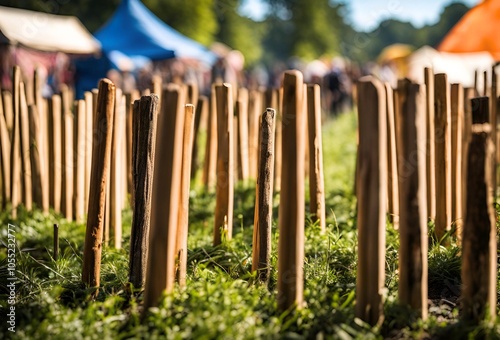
[213,83,234,245]
[129,95,158,289]
[450,84,464,241]
[395,79,428,319]
[461,123,496,323]
[143,84,186,312]
[252,108,275,282]
[355,76,387,326]
[176,104,196,287]
[424,68,436,220]
[82,78,115,288]
[306,84,326,232]
[434,73,452,240]
[278,70,306,311]
[384,84,399,229]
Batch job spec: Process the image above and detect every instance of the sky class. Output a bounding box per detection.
[240,0,480,31]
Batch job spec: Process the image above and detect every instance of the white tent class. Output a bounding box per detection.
[407,46,495,92]
[0,6,100,54]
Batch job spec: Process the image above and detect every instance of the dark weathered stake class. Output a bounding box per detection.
[53,223,59,261]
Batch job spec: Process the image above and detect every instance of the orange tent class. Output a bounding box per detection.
[438,0,500,60]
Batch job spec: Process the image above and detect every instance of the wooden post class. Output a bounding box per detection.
[82,79,115,288]
[213,84,234,245]
[187,83,199,106]
[0,99,10,209]
[461,123,496,323]
[275,88,283,192]
[462,88,474,226]
[248,90,261,180]
[252,108,275,282]
[434,73,452,240]
[306,84,326,232]
[278,70,306,311]
[129,95,159,289]
[28,104,47,212]
[143,84,186,311]
[84,91,94,214]
[450,84,464,240]
[385,84,399,229]
[125,91,140,207]
[48,95,62,213]
[395,79,428,319]
[53,224,59,261]
[2,90,13,135]
[236,88,249,181]
[10,67,22,217]
[424,68,436,221]
[62,108,74,220]
[190,96,207,180]
[202,87,217,190]
[175,104,196,287]
[355,76,387,326]
[19,82,33,211]
[74,100,86,222]
[34,68,49,213]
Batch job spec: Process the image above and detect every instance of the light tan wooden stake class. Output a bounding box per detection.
[176,104,196,287]
[48,95,62,213]
[450,84,464,240]
[213,84,234,245]
[395,79,428,319]
[236,88,249,181]
[74,100,86,222]
[19,82,32,211]
[277,70,306,311]
[191,96,207,180]
[434,73,452,240]
[28,104,46,212]
[129,95,159,289]
[461,123,496,323]
[82,79,115,288]
[248,90,261,180]
[143,84,186,311]
[84,91,93,213]
[202,88,217,190]
[385,83,399,229]
[0,99,10,209]
[424,68,436,220]
[355,76,387,326]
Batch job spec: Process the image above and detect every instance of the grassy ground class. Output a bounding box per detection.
[1,111,500,339]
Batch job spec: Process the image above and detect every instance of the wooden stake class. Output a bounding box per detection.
[461,123,496,323]
[82,79,115,288]
[74,100,86,222]
[48,95,62,213]
[190,95,207,180]
[384,84,399,229]
[355,76,387,326]
[84,91,93,214]
[248,90,261,180]
[19,82,33,211]
[277,70,306,311]
[462,88,474,227]
[125,91,140,207]
[434,73,452,240]
[395,79,428,319]
[275,88,283,192]
[144,84,186,311]
[0,96,11,209]
[306,84,326,232]
[62,108,74,220]
[450,84,464,241]
[236,88,249,181]
[176,104,196,287]
[53,223,59,261]
[213,84,234,245]
[10,67,22,217]
[2,90,13,135]
[129,94,159,289]
[202,88,217,190]
[424,68,436,220]
[28,104,47,212]
[252,108,275,282]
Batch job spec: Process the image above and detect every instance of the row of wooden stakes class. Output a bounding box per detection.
[356,68,498,326]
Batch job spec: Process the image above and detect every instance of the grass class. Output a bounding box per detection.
[1,110,500,339]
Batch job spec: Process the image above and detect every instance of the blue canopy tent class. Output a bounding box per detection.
[75,0,216,97]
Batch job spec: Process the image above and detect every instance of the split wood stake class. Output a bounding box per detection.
[434,73,452,241]
[202,87,217,190]
[461,123,496,323]
[125,91,140,207]
[62,108,74,220]
[129,94,159,289]
[82,79,115,288]
[110,92,125,248]
[175,104,196,287]
[0,98,10,209]
[19,82,33,211]
[462,88,474,227]
[10,67,22,218]
[236,88,249,181]
[424,68,436,220]
[384,83,399,229]
[2,90,13,135]
[355,76,387,326]
[396,79,428,319]
[306,84,326,232]
[275,88,283,192]
[264,88,281,192]
[191,96,207,180]
[248,90,261,180]
[48,95,62,213]
[252,108,275,282]
[28,104,46,211]
[450,84,464,241]
[84,91,94,213]
[74,100,86,222]
[143,84,186,312]
[277,70,306,311]
[213,83,234,245]
[53,223,59,261]
[187,82,199,107]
